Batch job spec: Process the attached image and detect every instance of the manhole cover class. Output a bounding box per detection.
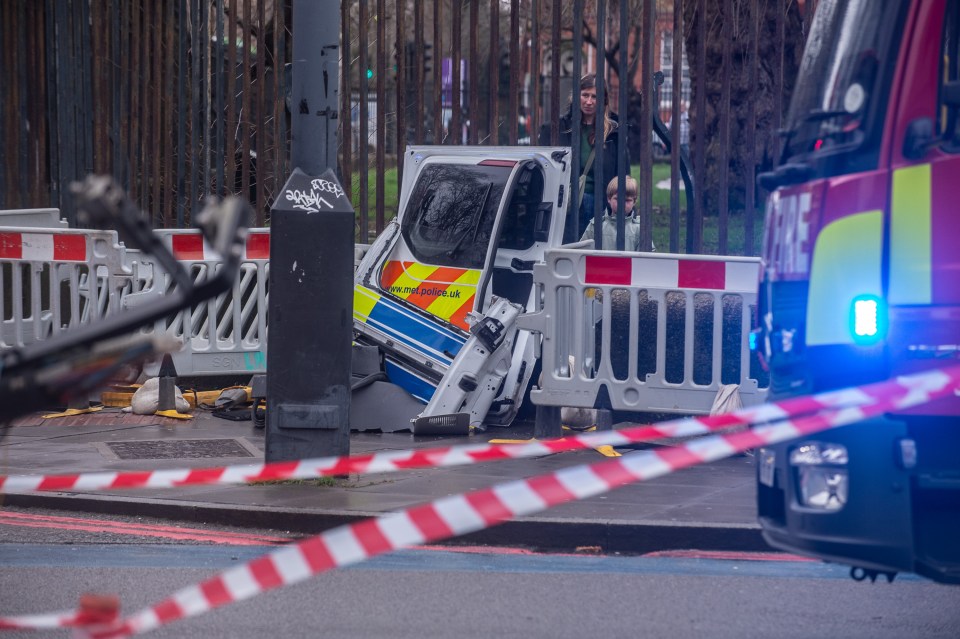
[103,439,256,460]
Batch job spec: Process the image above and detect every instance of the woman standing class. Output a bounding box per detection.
[539,73,629,240]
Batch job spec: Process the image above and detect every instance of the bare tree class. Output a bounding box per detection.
[683,0,806,215]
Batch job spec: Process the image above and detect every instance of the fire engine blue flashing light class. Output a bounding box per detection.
[749,330,758,352]
[850,295,884,344]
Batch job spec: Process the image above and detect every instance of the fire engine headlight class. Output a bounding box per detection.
[790,442,849,511]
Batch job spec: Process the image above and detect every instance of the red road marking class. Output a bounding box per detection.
[0,511,291,546]
[642,549,815,562]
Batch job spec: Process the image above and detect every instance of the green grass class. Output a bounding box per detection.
[351,162,763,256]
[349,167,400,240]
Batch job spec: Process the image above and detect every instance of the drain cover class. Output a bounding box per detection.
[103,439,256,460]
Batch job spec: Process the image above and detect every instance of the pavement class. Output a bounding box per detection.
[0,405,768,554]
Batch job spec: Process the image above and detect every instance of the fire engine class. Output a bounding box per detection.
[754,0,960,583]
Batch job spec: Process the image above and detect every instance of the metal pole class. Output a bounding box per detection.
[290,0,339,174]
[267,0,352,463]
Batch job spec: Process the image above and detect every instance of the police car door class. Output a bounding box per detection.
[353,146,569,403]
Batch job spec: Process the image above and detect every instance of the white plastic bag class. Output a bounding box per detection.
[130,377,190,414]
[710,384,742,416]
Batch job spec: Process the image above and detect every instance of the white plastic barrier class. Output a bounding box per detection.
[518,248,769,414]
[138,229,271,377]
[0,215,375,379]
[0,227,138,348]
[0,208,68,229]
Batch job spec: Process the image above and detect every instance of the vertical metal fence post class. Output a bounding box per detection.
[255,0,267,224]
[670,0,683,253]
[530,0,540,145]
[568,0,583,245]
[452,0,462,144]
[488,0,498,144]
[616,0,629,252]
[745,0,759,256]
[508,0,518,145]
[414,0,425,143]
[692,1,706,253]
[375,0,385,231]
[549,0,560,144]
[176,0,187,228]
[718,0,731,254]
[639,0,654,254]
[341,0,353,205]
[469,0,480,145]
[396,0,407,173]
[592,0,605,250]
[434,0,443,142]
[359,0,370,242]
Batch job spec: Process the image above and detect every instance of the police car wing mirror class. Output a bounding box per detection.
[902,117,935,161]
[534,202,552,242]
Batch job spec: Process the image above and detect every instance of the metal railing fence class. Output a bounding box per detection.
[1,0,816,255]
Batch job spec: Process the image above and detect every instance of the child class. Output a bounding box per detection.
[579,176,655,252]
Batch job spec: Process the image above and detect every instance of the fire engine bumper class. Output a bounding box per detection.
[757,415,960,583]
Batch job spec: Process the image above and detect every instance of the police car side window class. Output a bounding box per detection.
[939,0,960,150]
[401,163,511,268]
[498,163,545,251]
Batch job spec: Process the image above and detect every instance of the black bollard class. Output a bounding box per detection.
[156,354,178,413]
[265,168,354,462]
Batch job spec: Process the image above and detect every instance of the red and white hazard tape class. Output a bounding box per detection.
[0,594,118,632]
[2,365,959,495]
[2,366,959,637]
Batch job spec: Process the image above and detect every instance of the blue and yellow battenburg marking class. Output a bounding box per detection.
[354,284,468,402]
[379,261,480,330]
[354,284,466,362]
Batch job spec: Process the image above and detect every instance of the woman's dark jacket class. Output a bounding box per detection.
[538,107,630,196]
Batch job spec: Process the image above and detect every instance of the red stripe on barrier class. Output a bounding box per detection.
[53,234,86,261]
[678,260,726,290]
[171,234,205,260]
[246,233,270,259]
[0,233,22,259]
[584,255,632,285]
